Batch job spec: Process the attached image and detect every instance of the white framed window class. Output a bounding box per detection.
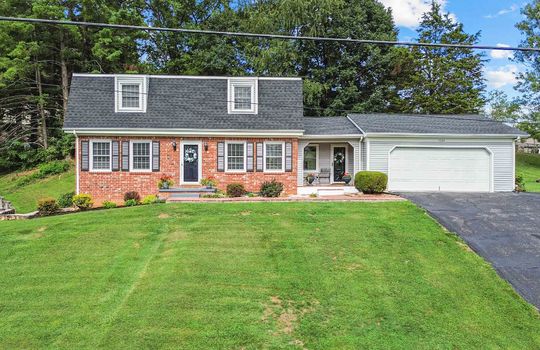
[264,141,285,172]
[227,78,258,114]
[130,140,152,172]
[303,144,319,172]
[225,141,246,172]
[90,140,112,172]
[115,76,147,112]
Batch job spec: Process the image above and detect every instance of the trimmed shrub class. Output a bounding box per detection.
[354,171,388,194]
[124,199,138,207]
[72,194,93,210]
[37,197,59,215]
[102,201,117,209]
[226,183,246,197]
[141,195,159,205]
[515,174,526,192]
[124,191,141,203]
[57,191,75,208]
[260,180,284,197]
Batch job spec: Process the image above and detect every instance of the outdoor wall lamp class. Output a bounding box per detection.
[204,141,209,151]
[171,141,177,151]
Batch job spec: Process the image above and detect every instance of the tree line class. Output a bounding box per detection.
[0,0,538,171]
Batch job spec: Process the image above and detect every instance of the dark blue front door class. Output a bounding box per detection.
[183,144,199,182]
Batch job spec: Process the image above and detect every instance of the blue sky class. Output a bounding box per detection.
[379,0,528,97]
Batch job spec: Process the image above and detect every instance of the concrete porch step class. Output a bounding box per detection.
[169,193,201,199]
[160,187,216,193]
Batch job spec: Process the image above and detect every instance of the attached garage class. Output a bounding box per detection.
[388,147,492,192]
[347,114,528,193]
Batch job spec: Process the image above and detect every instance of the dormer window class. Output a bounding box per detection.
[115,76,147,112]
[228,78,258,114]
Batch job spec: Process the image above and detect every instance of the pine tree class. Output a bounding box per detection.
[514,0,540,141]
[393,2,486,114]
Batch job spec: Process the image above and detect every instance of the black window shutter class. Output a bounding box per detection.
[81,140,89,171]
[152,141,160,172]
[246,142,254,172]
[256,142,264,172]
[217,142,225,172]
[121,141,130,171]
[111,141,120,171]
[285,142,293,172]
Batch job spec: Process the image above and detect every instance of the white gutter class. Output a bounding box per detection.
[362,132,526,138]
[63,128,304,137]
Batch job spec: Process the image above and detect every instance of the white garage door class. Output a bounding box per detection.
[388,147,491,192]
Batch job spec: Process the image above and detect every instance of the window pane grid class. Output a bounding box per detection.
[227,143,245,170]
[132,142,150,170]
[265,144,283,171]
[234,86,252,110]
[92,142,110,170]
[121,84,140,108]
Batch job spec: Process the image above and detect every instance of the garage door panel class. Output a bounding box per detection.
[388,148,491,192]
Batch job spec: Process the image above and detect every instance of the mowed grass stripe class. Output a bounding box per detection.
[0,202,538,349]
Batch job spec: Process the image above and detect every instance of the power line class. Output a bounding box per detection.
[0,16,538,53]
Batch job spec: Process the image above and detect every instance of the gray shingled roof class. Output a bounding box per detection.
[303,117,361,135]
[64,75,304,131]
[348,113,527,136]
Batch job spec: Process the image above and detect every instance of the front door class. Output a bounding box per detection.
[183,144,199,183]
[332,146,346,182]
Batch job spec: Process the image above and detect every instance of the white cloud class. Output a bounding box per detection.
[485,65,518,88]
[379,0,456,29]
[484,4,518,19]
[490,44,514,60]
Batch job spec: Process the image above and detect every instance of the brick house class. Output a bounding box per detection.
[64,74,526,204]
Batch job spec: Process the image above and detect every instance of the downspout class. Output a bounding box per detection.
[73,131,79,195]
[346,115,366,171]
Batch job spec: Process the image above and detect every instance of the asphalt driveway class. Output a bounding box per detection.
[402,192,540,309]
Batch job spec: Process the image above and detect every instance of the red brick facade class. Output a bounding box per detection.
[77,136,298,205]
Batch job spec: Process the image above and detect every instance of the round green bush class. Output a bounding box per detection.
[57,191,75,208]
[226,183,246,197]
[141,195,159,205]
[124,199,138,207]
[102,201,117,209]
[354,171,388,194]
[37,197,59,216]
[72,194,93,210]
[260,180,284,197]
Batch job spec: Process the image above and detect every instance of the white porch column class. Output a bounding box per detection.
[297,140,310,186]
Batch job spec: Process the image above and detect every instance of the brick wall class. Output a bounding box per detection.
[78,136,298,205]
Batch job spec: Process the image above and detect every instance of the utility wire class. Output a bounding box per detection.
[0,16,538,53]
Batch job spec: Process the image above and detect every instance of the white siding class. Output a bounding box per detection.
[367,137,516,192]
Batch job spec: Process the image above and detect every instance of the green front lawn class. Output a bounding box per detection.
[0,202,538,349]
[516,152,540,192]
[0,169,75,213]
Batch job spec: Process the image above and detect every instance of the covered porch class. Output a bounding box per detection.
[297,139,362,195]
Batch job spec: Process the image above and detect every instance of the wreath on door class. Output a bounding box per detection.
[334,152,345,164]
[184,147,198,163]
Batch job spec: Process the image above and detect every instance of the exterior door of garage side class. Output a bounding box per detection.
[388,147,492,192]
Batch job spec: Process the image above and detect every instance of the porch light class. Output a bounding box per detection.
[204,141,209,151]
[171,141,177,151]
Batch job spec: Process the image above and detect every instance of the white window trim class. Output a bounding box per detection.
[129,140,153,172]
[263,141,285,173]
[89,139,112,172]
[115,76,147,113]
[227,78,258,114]
[225,141,247,173]
[303,144,319,172]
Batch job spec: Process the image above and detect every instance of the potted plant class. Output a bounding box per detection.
[342,172,352,185]
[305,173,316,185]
[158,175,174,189]
[201,177,217,189]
